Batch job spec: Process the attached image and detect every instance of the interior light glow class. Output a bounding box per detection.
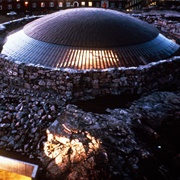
[81,1,85,6]
[0,156,38,180]
[0,169,31,180]
[24,1,28,6]
[3,30,119,70]
[62,49,118,70]
[88,2,92,7]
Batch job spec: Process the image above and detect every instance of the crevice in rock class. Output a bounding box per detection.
[72,94,140,114]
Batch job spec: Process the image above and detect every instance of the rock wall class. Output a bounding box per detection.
[139,14,180,35]
[0,54,179,100]
[42,91,180,179]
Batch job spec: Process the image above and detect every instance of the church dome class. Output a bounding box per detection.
[1,8,179,70]
[24,8,158,47]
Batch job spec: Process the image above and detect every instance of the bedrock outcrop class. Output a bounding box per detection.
[0,78,180,179]
[40,91,180,179]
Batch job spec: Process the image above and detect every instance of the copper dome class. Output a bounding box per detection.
[24,8,159,47]
[1,8,179,70]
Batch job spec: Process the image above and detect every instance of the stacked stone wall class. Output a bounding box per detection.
[0,54,179,100]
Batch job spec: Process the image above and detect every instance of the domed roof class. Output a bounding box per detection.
[24,8,158,47]
[1,8,179,70]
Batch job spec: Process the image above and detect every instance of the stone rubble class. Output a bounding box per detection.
[40,91,180,179]
[0,55,179,101]
[133,13,180,43]
[1,78,179,179]
[0,85,66,159]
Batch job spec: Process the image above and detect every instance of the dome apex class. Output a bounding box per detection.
[24,8,159,47]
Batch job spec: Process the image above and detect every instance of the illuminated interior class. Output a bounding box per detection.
[56,49,119,69]
[0,169,31,180]
[24,1,28,6]
[88,2,92,6]
[0,156,38,180]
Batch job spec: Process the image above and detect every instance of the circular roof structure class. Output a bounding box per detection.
[1,8,179,70]
[24,8,159,47]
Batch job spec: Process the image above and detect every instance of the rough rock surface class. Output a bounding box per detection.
[40,91,180,180]
[0,80,180,179]
[0,85,66,159]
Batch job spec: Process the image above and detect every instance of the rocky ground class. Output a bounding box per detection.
[0,81,180,180]
[42,91,180,180]
[0,10,180,180]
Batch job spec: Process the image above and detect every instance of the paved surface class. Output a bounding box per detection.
[0,14,25,24]
[0,10,52,24]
